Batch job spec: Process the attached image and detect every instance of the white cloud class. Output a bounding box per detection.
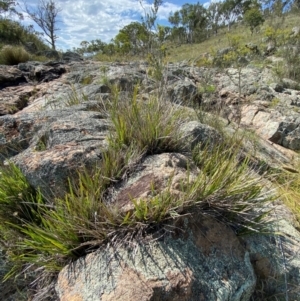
[20,0,181,50]
[157,2,182,20]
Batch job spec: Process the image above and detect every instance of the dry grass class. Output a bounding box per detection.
[275,159,300,230]
[0,45,31,65]
[166,14,299,63]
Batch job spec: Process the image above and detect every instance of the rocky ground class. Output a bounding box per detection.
[1,55,300,300]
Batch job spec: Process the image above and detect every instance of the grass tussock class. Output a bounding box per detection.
[0,45,31,65]
[0,86,273,282]
[108,85,186,155]
[275,161,300,229]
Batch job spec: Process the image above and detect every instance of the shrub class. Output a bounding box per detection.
[0,45,31,65]
[243,8,265,34]
[263,26,289,47]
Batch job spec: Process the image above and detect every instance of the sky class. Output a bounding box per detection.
[19,0,209,51]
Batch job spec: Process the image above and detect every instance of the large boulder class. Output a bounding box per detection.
[56,214,256,301]
[0,65,26,88]
[37,49,60,60]
[180,120,222,150]
[17,61,66,83]
[168,79,201,106]
[62,51,83,62]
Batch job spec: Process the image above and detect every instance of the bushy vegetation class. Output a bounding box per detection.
[0,18,48,51]
[0,45,30,65]
[275,162,300,229]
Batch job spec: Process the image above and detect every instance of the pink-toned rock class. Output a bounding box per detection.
[0,66,25,88]
[0,85,37,115]
[115,153,199,213]
[56,214,256,301]
[241,104,300,150]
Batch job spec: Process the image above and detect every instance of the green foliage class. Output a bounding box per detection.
[45,85,89,109]
[109,85,185,154]
[211,34,251,69]
[272,34,300,83]
[147,52,165,82]
[195,55,213,67]
[0,19,48,51]
[243,7,265,34]
[63,85,88,107]
[0,163,43,226]
[168,2,207,44]
[99,65,109,84]
[273,161,300,230]
[263,26,289,47]
[114,22,149,55]
[268,97,280,108]
[80,75,93,85]
[0,45,30,65]
[206,2,223,35]
[0,0,22,18]
[278,33,300,82]
[198,84,216,94]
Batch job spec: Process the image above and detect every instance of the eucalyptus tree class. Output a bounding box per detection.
[169,2,208,44]
[25,0,61,50]
[220,0,244,30]
[206,2,223,35]
[243,0,265,34]
[114,22,149,55]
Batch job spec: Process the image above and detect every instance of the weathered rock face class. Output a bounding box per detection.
[56,214,256,301]
[179,120,222,150]
[18,61,67,82]
[0,65,26,88]
[2,58,300,152]
[0,85,34,115]
[168,79,200,105]
[1,58,300,301]
[114,153,200,214]
[241,105,300,151]
[242,204,300,300]
[1,105,110,198]
[61,51,83,62]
